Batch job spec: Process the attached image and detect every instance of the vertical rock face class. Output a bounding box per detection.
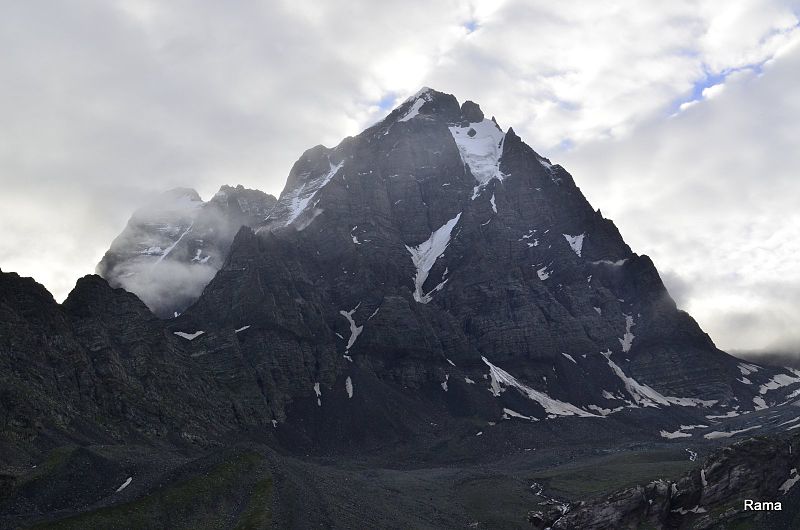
[96,186,276,317]
[179,88,798,430]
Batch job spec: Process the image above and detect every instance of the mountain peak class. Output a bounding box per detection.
[460,100,484,122]
[408,86,435,100]
[391,87,461,124]
[160,187,203,202]
[97,183,276,317]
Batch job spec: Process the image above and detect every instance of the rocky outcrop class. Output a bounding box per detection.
[531,433,800,529]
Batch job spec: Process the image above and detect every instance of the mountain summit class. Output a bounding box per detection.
[176,87,796,428]
[101,88,798,426]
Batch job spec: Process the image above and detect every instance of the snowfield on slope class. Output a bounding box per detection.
[482,356,599,418]
[449,119,506,193]
[406,213,461,303]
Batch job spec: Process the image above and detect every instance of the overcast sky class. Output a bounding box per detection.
[1,0,798,354]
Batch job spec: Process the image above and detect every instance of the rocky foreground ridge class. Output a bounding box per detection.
[531,433,800,529]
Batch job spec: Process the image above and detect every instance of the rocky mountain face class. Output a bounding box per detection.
[96,185,276,318]
[7,87,800,446]
[0,269,272,450]
[3,88,800,528]
[179,87,799,434]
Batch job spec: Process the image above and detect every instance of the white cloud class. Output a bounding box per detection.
[0,0,798,354]
[560,39,800,352]
[701,82,725,99]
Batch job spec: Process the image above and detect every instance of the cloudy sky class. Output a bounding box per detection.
[1,0,798,354]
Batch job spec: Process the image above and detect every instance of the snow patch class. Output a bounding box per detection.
[563,233,585,257]
[283,160,344,227]
[503,408,535,421]
[561,353,577,364]
[115,477,132,493]
[153,224,194,267]
[345,376,353,398]
[234,325,250,333]
[313,382,322,406]
[140,246,164,256]
[482,356,598,418]
[589,259,628,267]
[671,506,707,514]
[780,468,800,494]
[339,304,364,352]
[490,193,497,213]
[680,424,708,430]
[405,213,461,303]
[601,350,716,408]
[449,120,506,188]
[660,430,692,439]
[619,314,635,353]
[398,91,432,122]
[759,372,800,395]
[706,411,741,419]
[703,425,761,439]
[174,331,204,340]
[537,266,551,280]
[738,363,760,376]
[190,249,210,264]
[587,404,622,416]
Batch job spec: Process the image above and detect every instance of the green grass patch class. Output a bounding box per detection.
[35,451,272,530]
[22,445,77,485]
[532,449,694,499]
[234,476,273,530]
